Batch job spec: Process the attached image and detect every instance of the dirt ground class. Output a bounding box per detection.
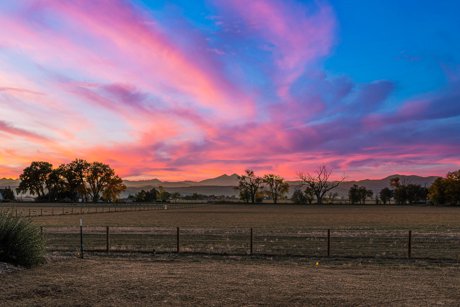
[1,255,459,306]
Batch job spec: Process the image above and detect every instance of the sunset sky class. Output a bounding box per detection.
[1,0,459,181]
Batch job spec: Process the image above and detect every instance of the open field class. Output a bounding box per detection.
[23,203,460,229]
[12,204,459,260]
[2,204,460,305]
[1,255,459,306]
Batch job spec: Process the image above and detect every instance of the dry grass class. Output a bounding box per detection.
[3,205,460,305]
[27,204,460,230]
[1,255,459,306]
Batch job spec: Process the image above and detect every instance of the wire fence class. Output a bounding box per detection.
[0,203,209,217]
[41,226,460,261]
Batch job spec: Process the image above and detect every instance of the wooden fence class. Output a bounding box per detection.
[41,226,460,261]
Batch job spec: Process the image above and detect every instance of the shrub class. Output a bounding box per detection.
[0,213,45,267]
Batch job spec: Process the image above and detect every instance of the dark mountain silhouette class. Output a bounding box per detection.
[198,174,239,186]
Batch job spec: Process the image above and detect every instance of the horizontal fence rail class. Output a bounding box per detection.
[40,226,460,261]
[0,203,209,217]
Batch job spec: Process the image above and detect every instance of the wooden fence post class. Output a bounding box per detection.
[176,227,180,253]
[327,229,331,257]
[250,228,253,255]
[408,230,412,259]
[80,225,84,259]
[106,226,110,253]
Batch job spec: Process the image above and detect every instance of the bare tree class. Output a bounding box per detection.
[298,165,344,205]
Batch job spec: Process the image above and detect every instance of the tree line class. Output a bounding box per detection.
[238,166,460,206]
[3,161,460,205]
[128,186,174,203]
[238,166,343,205]
[15,159,126,202]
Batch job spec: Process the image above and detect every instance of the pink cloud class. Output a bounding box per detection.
[218,0,335,98]
[0,0,458,181]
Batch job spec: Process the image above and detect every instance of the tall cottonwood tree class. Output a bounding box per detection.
[262,174,289,204]
[17,159,126,202]
[59,159,90,202]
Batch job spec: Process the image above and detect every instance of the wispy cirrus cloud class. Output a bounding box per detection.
[0,0,458,180]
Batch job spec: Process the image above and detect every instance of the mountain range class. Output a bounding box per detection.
[1,174,439,198]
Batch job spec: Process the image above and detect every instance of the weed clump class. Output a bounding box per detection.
[0,213,45,267]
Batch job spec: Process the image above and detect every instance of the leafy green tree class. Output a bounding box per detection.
[429,177,447,205]
[406,184,427,204]
[157,186,170,202]
[390,177,427,205]
[101,175,126,202]
[262,174,289,204]
[379,187,393,205]
[238,169,262,204]
[86,162,125,202]
[429,170,460,205]
[445,170,460,205]
[17,161,53,198]
[299,166,343,205]
[134,188,158,202]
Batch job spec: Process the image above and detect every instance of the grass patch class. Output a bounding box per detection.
[0,213,45,267]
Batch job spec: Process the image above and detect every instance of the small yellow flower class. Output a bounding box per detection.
[315,261,320,266]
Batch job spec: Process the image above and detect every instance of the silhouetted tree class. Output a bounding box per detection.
[348,185,373,204]
[59,159,90,202]
[291,188,307,204]
[17,161,53,198]
[238,170,262,204]
[298,166,344,205]
[390,177,427,205]
[134,188,158,202]
[379,187,393,205]
[17,159,125,203]
[46,168,68,201]
[262,174,289,204]
[0,187,15,202]
[428,170,460,205]
[86,162,126,202]
[445,170,460,205]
